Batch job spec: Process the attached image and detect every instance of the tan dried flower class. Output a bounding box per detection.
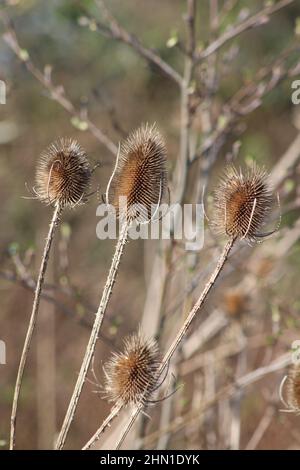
[285,365,300,413]
[104,331,160,405]
[36,138,91,207]
[111,124,167,221]
[213,164,274,241]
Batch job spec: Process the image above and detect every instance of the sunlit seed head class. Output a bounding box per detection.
[112,123,168,222]
[213,164,274,241]
[104,331,160,405]
[35,138,91,208]
[286,365,300,412]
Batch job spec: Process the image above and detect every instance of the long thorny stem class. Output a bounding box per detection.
[10,203,61,450]
[55,221,129,449]
[82,401,123,450]
[115,237,235,449]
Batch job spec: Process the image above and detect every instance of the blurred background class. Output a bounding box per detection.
[1,0,300,450]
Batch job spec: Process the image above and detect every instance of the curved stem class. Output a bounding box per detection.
[55,222,129,450]
[115,237,235,449]
[10,203,61,450]
[82,402,123,450]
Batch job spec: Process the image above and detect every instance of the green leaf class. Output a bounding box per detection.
[71,116,88,131]
[295,17,300,36]
[166,30,178,48]
[19,49,29,62]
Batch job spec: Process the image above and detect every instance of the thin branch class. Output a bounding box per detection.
[193,44,300,160]
[0,269,116,348]
[0,16,117,155]
[10,203,61,450]
[245,403,276,450]
[270,133,300,188]
[91,0,183,87]
[173,0,196,205]
[82,402,122,450]
[141,353,291,448]
[196,0,295,62]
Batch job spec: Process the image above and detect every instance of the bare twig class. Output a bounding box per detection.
[270,133,300,188]
[141,353,291,448]
[245,403,276,450]
[10,203,61,450]
[82,402,123,450]
[0,17,117,155]
[193,45,300,160]
[196,0,295,62]
[92,0,182,87]
[172,0,196,205]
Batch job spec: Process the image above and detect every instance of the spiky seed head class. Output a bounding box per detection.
[35,138,91,208]
[286,365,300,412]
[213,164,274,241]
[104,331,160,405]
[112,124,168,222]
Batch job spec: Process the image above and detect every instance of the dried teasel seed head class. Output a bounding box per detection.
[104,331,160,405]
[285,365,300,412]
[112,123,168,222]
[213,164,274,242]
[35,138,91,208]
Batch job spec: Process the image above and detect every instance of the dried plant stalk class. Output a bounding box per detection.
[82,402,123,450]
[55,221,129,449]
[115,236,235,449]
[10,203,61,450]
[10,139,90,450]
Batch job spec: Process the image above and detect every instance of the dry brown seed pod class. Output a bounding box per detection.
[104,331,160,405]
[213,164,274,242]
[284,365,300,413]
[35,138,91,207]
[111,123,168,222]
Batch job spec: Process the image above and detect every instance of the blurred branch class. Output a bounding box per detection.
[0,268,114,348]
[0,15,117,155]
[245,401,276,450]
[87,0,183,87]
[193,44,300,160]
[275,216,300,257]
[270,133,300,188]
[196,0,295,62]
[0,269,90,328]
[173,0,196,204]
[218,0,239,25]
[141,352,291,448]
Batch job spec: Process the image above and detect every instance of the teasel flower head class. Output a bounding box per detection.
[213,164,274,242]
[280,365,300,414]
[35,138,91,208]
[111,123,168,222]
[103,331,160,405]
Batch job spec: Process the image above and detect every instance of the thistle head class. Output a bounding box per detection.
[285,365,300,413]
[35,138,91,208]
[111,123,168,222]
[103,331,160,405]
[213,164,274,242]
